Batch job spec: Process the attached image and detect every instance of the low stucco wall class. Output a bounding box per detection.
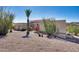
[13,23,27,30]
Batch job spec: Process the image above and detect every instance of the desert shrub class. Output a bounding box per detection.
[67,23,79,36]
[0,20,8,35]
[67,24,74,33]
[8,13,15,32]
[0,7,14,36]
[43,19,56,37]
[73,27,79,36]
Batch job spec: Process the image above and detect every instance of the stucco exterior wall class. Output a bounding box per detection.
[14,23,27,30]
[55,20,66,33]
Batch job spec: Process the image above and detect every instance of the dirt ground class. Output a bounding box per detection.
[0,31,79,52]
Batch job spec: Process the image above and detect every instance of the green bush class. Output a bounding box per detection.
[0,7,14,36]
[67,23,79,36]
[0,20,8,35]
[43,19,56,37]
[73,26,79,36]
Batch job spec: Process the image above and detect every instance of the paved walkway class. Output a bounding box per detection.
[0,31,79,52]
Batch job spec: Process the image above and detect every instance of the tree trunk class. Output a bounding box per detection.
[26,17,30,37]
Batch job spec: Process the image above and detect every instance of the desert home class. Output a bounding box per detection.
[13,19,67,34]
[13,23,27,31]
[30,19,66,34]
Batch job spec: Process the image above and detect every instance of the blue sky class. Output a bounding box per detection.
[6,6,79,23]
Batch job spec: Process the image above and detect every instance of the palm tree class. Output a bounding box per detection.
[25,9,32,37]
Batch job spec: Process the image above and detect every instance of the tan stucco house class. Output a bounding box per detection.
[30,19,67,34]
[13,23,27,30]
[13,19,67,33]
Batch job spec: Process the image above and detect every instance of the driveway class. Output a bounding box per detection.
[0,31,79,52]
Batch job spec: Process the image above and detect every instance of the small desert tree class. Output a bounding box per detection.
[43,18,56,38]
[8,12,15,32]
[67,23,74,33]
[73,26,79,36]
[25,9,32,37]
[67,23,79,36]
[0,7,15,36]
[0,7,9,35]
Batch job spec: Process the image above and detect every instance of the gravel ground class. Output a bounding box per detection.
[0,31,79,52]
